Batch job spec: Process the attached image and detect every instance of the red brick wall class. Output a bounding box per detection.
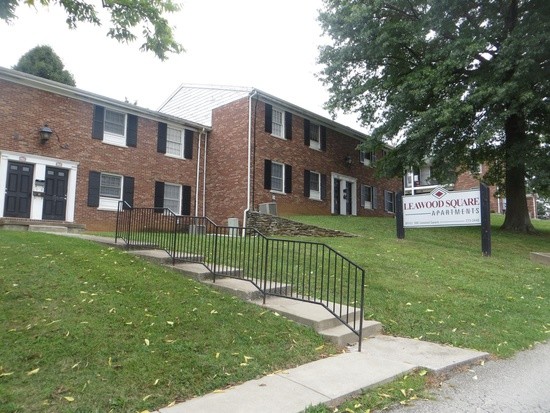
[204,96,402,224]
[0,79,199,231]
[204,98,250,225]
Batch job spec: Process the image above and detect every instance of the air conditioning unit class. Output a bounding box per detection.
[363,159,371,166]
[259,202,277,215]
[364,201,372,209]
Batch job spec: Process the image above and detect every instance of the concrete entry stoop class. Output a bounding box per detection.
[530,252,550,266]
[127,248,382,346]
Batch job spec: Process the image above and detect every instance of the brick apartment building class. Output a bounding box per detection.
[0,67,207,231]
[159,84,402,226]
[2,68,533,231]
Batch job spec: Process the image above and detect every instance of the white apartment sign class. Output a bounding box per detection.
[403,187,481,228]
[396,184,491,256]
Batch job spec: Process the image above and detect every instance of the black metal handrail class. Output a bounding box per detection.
[115,204,366,350]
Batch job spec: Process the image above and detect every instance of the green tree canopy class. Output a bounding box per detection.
[318,0,550,232]
[0,0,182,60]
[14,45,76,86]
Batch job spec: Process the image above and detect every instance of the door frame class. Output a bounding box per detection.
[331,172,357,216]
[0,151,78,221]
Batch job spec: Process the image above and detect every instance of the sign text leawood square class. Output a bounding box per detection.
[403,187,481,228]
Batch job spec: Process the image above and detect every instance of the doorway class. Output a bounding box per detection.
[4,161,34,218]
[43,166,68,220]
[331,174,357,216]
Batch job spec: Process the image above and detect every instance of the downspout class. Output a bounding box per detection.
[202,129,207,217]
[243,90,258,228]
[195,128,206,217]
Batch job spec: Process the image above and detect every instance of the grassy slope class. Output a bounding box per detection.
[290,214,549,357]
[0,232,335,413]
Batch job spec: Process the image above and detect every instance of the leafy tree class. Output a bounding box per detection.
[0,0,182,60]
[14,45,76,86]
[318,0,549,233]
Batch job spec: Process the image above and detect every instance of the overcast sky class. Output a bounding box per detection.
[0,0,363,130]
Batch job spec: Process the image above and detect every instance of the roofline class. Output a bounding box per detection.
[0,66,211,132]
[251,88,369,142]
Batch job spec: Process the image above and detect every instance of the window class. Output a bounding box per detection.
[163,183,181,214]
[361,185,376,209]
[104,109,126,136]
[360,151,376,166]
[309,123,320,150]
[264,160,292,194]
[88,171,134,211]
[384,190,395,213]
[99,173,122,199]
[309,171,321,200]
[92,105,138,147]
[166,127,183,157]
[271,162,284,192]
[272,107,284,138]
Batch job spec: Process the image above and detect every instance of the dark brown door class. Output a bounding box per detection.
[42,167,68,221]
[4,161,34,218]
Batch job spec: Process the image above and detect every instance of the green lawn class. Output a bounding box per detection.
[0,232,335,413]
[290,214,550,357]
[1,215,548,412]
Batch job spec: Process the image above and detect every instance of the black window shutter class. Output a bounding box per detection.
[264,159,272,190]
[87,171,101,207]
[157,122,167,153]
[126,114,138,147]
[321,174,327,200]
[184,129,194,159]
[304,119,310,146]
[320,126,327,151]
[181,185,191,215]
[284,164,292,194]
[92,105,104,140]
[304,170,311,197]
[123,176,134,209]
[285,112,292,140]
[264,103,272,133]
[154,181,165,212]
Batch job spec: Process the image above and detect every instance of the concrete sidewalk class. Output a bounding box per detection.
[155,336,488,413]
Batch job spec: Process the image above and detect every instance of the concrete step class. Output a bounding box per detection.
[28,225,68,233]
[531,252,550,266]
[319,320,383,346]
[129,249,204,264]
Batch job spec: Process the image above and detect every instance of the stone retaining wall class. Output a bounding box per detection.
[246,211,352,237]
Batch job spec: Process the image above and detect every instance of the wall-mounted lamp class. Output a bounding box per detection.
[345,155,352,167]
[39,124,53,143]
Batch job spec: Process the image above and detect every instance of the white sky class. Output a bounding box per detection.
[0,0,363,130]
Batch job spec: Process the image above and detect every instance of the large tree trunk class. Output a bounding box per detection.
[501,114,535,233]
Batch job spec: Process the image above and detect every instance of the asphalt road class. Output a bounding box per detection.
[388,341,550,413]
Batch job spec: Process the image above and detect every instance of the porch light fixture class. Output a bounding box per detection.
[39,124,53,143]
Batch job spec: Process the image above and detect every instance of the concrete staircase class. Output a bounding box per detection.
[129,248,383,346]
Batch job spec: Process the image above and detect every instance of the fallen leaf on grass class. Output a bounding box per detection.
[142,394,152,401]
[0,372,14,377]
[27,368,40,376]
[64,396,74,402]
[144,339,150,346]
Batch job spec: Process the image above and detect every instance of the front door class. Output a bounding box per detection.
[4,161,34,218]
[43,167,68,220]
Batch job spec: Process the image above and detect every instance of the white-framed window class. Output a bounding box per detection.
[361,185,376,209]
[166,126,183,157]
[99,173,123,210]
[309,171,321,200]
[163,183,181,214]
[271,161,285,192]
[103,109,126,146]
[272,107,284,138]
[384,190,395,213]
[360,151,376,166]
[309,123,321,150]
